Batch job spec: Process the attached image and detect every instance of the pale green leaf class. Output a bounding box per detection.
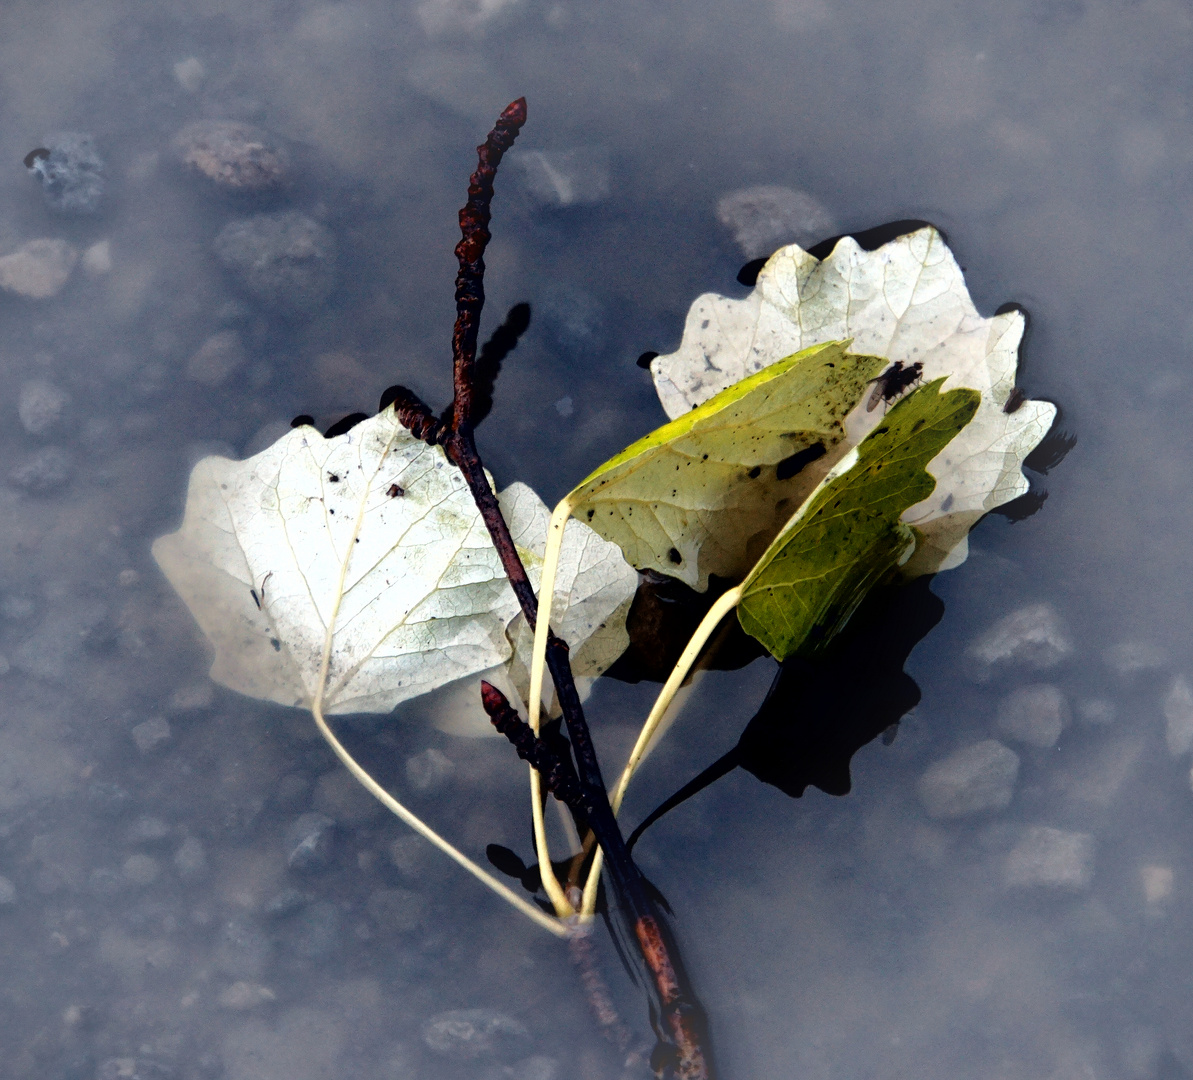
[736,380,980,660]
[566,340,887,590]
[650,226,1055,575]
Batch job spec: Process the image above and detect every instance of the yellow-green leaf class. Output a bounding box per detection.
[736,379,980,660]
[567,340,887,590]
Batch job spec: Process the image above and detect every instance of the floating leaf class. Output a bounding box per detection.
[736,380,979,660]
[152,410,634,716]
[568,339,885,591]
[649,226,1055,574]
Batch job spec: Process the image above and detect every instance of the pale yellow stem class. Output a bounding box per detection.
[580,584,743,918]
[525,495,576,915]
[308,471,569,937]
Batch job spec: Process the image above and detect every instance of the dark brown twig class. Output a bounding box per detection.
[481,681,583,811]
[450,97,527,434]
[395,99,712,1080]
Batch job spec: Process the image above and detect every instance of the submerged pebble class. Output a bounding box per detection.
[510,148,610,208]
[131,716,172,755]
[26,133,104,212]
[918,740,1020,819]
[1004,826,1095,890]
[285,812,335,871]
[422,1008,529,1060]
[1162,675,1193,757]
[8,446,72,493]
[17,380,69,436]
[405,748,455,793]
[186,330,247,387]
[174,836,207,880]
[995,684,1070,748]
[173,121,289,193]
[716,184,837,258]
[213,212,336,311]
[968,603,1073,676]
[0,239,78,299]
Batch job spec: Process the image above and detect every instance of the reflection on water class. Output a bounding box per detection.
[1,0,1192,1077]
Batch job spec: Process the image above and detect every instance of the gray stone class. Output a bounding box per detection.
[264,887,310,918]
[173,121,289,193]
[8,446,72,493]
[422,1008,529,1060]
[918,740,1020,819]
[222,1007,344,1080]
[174,836,207,880]
[405,748,455,794]
[388,835,425,877]
[186,330,247,387]
[366,887,426,933]
[312,768,383,824]
[122,854,160,885]
[1163,675,1193,757]
[168,681,214,714]
[26,133,103,212]
[213,212,336,311]
[967,603,1073,675]
[0,873,15,905]
[1076,698,1117,725]
[513,1056,560,1080]
[716,184,837,259]
[995,684,1070,747]
[285,813,335,872]
[131,716,172,755]
[1103,640,1167,677]
[0,239,78,299]
[17,379,69,435]
[510,148,610,208]
[126,816,171,844]
[218,981,277,1010]
[286,900,341,959]
[1004,826,1094,889]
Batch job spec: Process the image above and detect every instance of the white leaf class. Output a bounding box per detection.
[152,412,637,718]
[500,481,638,710]
[153,411,518,714]
[650,226,1056,574]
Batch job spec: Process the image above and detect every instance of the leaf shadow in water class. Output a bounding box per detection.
[627,577,945,849]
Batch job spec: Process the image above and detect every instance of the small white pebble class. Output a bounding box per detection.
[1141,865,1173,904]
[122,853,159,885]
[117,569,139,587]
[554,396,574,417]
[173,57,207,93]
[81,240,112,277]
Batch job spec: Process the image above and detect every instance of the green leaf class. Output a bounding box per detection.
[567,340,887,590]
[736,379,980,660]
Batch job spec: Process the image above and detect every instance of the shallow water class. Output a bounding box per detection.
[2,1,1192,1077]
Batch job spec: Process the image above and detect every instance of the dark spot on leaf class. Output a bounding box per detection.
[586,509,594,520]
[290,415,315,428]
[736,258,767,287]
[327,473,340,483]
[270,638,281,652]
[875,426,889,436]
[250,589,261,610]
[386,483,405,498]
[1004,387,1026,414]
[940,493,954,512]
[747,466,761,479]
[636,351,659,369]
[668,547,682,564]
